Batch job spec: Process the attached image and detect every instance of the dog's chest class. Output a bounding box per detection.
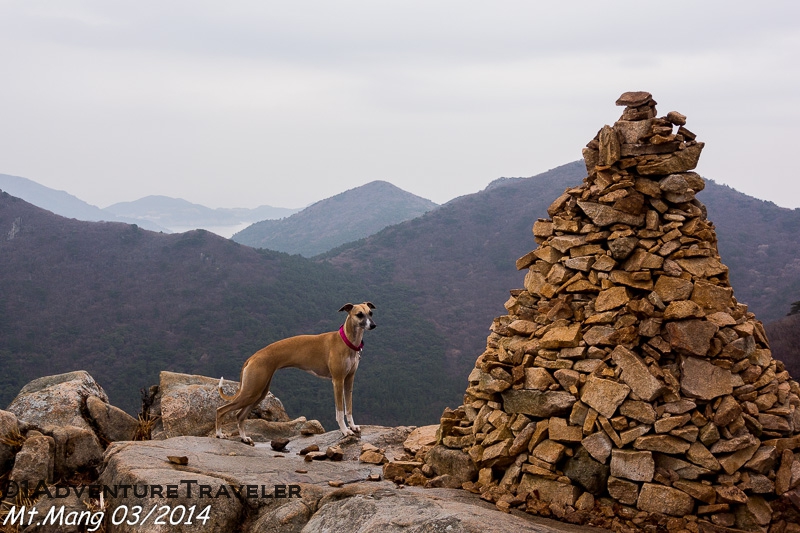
[343,352,360,375]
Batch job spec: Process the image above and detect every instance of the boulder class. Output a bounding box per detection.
[0,409,19,474]
[616,91,653,107]
[303,485,569,533]
[577,201,645,227]
[10,434,55,486]
[582,431,613,463]
[150,371,290,440]
[634,435,692,454]
[23,491,94,533]
[524,368,556,390]
[6,371,108,433]
[654,276,694,302]
[99,439,245,533]
[50,425,105,479]
[615,119,654,144]
[599,125,621,166]
[690,280,734,312]
[595,286,631,312]
[532,439,566,464]
[607,477,639,505]
[86,394,139,442]
[539,323,582,349]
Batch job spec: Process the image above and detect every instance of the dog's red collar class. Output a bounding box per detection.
[339,325,364,352]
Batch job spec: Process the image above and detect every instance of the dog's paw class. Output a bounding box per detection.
[215,432,227,439]
[350,425,361,434]
[241,437,255,446]
[340,428,355,437]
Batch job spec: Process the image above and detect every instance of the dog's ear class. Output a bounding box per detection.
[339,304,354,313]
[365,302,376,309]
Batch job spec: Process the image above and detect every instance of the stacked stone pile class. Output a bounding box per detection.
[435,92,800,532]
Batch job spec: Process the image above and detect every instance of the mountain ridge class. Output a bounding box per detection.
[104,195,299,229]
[0,173,300,236]
[0,173,170,232]
[232,180,439,257]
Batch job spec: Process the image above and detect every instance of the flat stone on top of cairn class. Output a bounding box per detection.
[436,92,800,532]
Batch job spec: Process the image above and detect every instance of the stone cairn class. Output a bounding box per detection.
[435,92,800,532]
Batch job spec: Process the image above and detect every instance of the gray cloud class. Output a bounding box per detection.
[0,1,798,208]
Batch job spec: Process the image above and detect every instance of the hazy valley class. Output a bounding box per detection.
[0,173,300,236]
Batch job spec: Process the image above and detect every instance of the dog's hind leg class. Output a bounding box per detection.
[232,365,276,446]
[216,398,240,439]
[234,402,258,446]
[215,377,237,439]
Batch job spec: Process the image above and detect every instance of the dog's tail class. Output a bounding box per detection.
[218,376,237,401]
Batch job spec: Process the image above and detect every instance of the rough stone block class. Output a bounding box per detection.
[611,346,667,402]
[607,476,639,505]
[502,390,576,418]
[518,474,580,507]
[680,356,733,400]
[666,320,718,356]
[580,376,630,419]
[610,449,654,482]
[582,431,613,464]
[637,483,695,516]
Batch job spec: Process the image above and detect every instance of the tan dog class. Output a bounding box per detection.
[216,302,376,445]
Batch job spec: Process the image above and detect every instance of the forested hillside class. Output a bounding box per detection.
[2,162,799,430]
[322,164,800,380]
[702,180,800,323]
[0,191,457,430]
[321,163,587,379]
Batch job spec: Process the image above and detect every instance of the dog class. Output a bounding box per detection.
[215,302,376,445]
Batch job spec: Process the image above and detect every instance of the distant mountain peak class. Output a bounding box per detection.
[106,195,199,210]
[232,181,438,257]
[1,173,106,220]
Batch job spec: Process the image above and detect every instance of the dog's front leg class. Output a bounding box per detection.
[344,373,360,434]
[332,378,355,437]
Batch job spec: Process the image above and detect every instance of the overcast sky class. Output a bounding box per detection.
[0,1,798,210]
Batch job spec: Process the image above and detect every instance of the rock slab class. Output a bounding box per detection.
[97,429,597,533]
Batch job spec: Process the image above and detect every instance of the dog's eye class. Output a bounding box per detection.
[356,312,364,318]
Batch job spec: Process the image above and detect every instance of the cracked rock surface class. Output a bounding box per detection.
[97,427,599,532]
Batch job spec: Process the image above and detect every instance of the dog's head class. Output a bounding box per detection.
[339,302,377,330]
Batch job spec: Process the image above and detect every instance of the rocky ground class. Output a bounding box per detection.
[97,428,602,533]
[0,370,602,533]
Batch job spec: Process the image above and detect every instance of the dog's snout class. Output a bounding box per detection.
[368,319,377,330]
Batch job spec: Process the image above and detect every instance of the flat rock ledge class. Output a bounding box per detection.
[96,427,601,533]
